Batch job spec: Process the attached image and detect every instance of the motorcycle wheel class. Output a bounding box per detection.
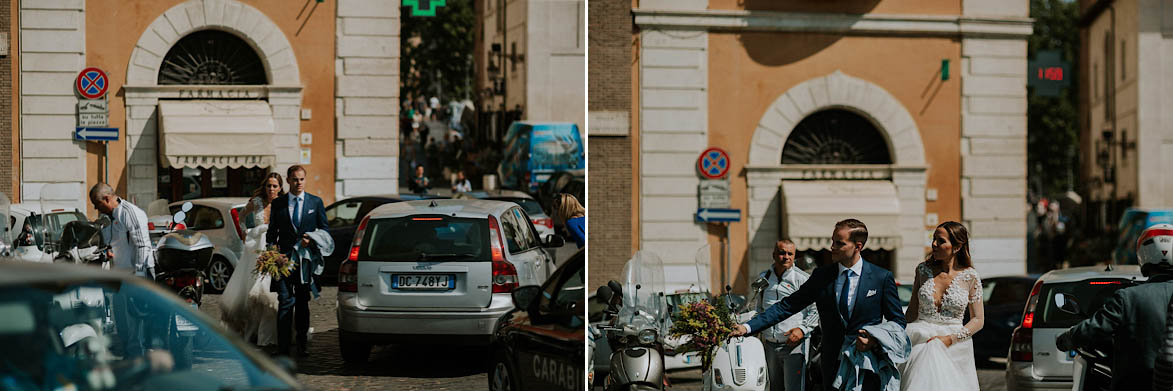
[489,349,519,391]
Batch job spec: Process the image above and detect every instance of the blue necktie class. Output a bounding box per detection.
[839,269,852,320]
[293,196,302,228]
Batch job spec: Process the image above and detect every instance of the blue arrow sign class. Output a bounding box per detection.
[74,127,119,141]
[696,208,741,223]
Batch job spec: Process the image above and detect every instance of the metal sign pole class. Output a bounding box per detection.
[725,222,731,291]
[103,141,108,183]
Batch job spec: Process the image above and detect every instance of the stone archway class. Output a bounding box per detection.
[122,0,303,206]
[745,71,928,280]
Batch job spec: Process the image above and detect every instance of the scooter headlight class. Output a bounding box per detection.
[638,329,657,345]
[758,367,766,386]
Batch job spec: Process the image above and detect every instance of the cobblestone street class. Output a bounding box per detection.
[201,287,490,390]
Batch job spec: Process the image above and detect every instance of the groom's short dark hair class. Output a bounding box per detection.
[287,165,307,178]
[835,219,868,247]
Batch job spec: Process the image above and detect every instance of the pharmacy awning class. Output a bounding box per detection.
[779,180,901,251]
[158,100,275,169]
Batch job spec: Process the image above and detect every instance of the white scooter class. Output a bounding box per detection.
[703,280,770,391]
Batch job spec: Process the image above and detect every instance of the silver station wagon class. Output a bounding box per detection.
[335,199,564,363]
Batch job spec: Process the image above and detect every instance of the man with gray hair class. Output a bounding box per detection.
[89,183,155,277]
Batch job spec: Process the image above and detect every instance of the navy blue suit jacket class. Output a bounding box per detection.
[746,259,905,390]
[266,192,328,255]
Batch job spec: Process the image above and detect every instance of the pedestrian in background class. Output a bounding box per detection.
[409,165,431,195]
[89,183,157,358]
[451,170,472,193]
[553,193,585,248]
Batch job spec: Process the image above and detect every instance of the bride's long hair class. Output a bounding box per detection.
[252,172,286,206]
[926,221,973,269]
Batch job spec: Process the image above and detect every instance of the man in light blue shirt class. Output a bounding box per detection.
[757,239,819,391]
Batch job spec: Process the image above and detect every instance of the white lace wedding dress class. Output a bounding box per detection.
[897,262,982,391]
[219,199,279,347]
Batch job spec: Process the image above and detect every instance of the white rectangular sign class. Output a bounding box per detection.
[78,113,108,127]
[78,99,108,114]
[699,179,731,209]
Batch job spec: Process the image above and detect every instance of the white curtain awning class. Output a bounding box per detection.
[158,100,276,169]
[780,180,902,251]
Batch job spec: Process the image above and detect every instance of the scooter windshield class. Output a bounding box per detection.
[618,250,667,333]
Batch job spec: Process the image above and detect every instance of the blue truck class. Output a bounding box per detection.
[497,122,585,194]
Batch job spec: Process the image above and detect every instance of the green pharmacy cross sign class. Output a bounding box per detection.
[403,0,446,17]
[1028,50,1071,97]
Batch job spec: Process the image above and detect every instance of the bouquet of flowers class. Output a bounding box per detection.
[254,245,295,281]
[668,296,737,372]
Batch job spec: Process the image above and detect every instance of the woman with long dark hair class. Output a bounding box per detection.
[897,221,985,390]
[221,172,285,348]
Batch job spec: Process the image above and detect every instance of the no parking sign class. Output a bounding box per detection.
[697,147,730,179]
[76,67,109,99]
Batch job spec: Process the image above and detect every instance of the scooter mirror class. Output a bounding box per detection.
[181,202,194,213]
[596,285,613,304]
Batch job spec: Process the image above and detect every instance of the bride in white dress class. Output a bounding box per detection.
[898,221,985,391]
[220,173,284,347]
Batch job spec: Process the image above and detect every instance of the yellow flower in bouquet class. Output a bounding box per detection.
[668,296,737,372]
[254,245,296,280]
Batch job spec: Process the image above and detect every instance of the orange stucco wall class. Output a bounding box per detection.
[707,32,962,289]
[707,0,961,16]
[84,0,337,214]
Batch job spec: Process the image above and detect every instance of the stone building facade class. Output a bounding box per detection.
[13,0,400,213]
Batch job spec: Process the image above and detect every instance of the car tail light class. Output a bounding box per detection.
[1010,280,1044,362]
[349,216,370,262]
[488,215,506,262]
[339,261,358,292]
[1010,326,1033,361]
[488,215,517,293]
[1022,280,1044,329]
[148,222,156,230]
[532,217,553,229]
[492,259,519,293]
[230,208,245,241]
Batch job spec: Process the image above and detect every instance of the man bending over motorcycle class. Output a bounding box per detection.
[1056,224,1173,390]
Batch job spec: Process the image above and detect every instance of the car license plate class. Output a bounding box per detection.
[176,303,198,331]
[392,274,454,290]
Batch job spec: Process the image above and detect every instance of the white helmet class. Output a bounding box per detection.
[1136,223,1173,266]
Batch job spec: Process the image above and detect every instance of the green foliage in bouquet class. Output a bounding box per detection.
[668,295,737,372]
[254,245,295,281]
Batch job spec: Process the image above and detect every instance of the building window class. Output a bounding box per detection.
[781,109,893,165]
[158,30,268,85]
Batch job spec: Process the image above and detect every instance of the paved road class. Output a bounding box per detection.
[200,242,577,390]
[660,360,1008,390]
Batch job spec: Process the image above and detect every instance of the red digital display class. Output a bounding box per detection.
[1037,66,1064,81]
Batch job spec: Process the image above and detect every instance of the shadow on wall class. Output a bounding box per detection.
[737,0,881,14]
[734,0,881,67]
[738,33,843,67]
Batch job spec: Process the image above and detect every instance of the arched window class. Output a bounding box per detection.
[158,30,267,85]
[781,109,892,165]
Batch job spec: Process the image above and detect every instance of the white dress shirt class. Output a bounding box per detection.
[287,192,304,223]
[835,258,865,318]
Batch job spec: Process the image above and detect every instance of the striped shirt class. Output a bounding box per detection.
[103,198,155,273]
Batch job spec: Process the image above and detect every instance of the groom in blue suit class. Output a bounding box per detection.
[267,165,328,356]
[734,219,905,391]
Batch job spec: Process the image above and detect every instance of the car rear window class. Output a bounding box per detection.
[489,197,544,216]
[1037,279,1138,328]
[359,216,489,262]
